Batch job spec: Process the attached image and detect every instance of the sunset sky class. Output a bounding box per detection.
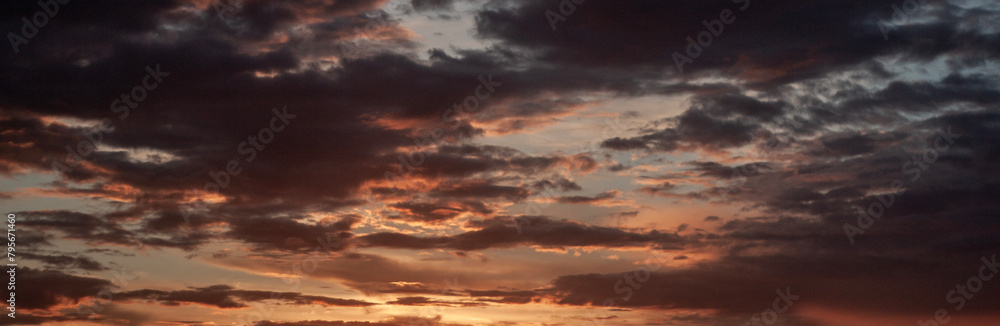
[2,0,1000,325]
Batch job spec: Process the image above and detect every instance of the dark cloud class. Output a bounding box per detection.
[257,322,403,326]
[637,182,676,196]
[17,210,156,248]
[387,200,493,223]
[411,0,455,12]
[814,132,908,157]
[533,107,1000,317]
[115,284,376,308]
[467,289,536,304]
[386,296,443,306]
[554,190,619,204]
[18,268,110,309]
[20,252,106,271]
[699,94,787,122]
[840,76,1000,114]
[429,181,530,201]
[602,108,760,152]
[530,176,582,192]
[474,0,998,86]
[546,246,999,315]
[255,316,466,326]
[360,216,686,251]
[227,216,351,251]
[343,281,458,296]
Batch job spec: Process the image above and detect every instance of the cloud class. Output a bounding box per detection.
[115,284,375,308]
[255,316,467,326]
[553,190,619,204]
[474,0,998,86]
[18,268,110,309]
[429,181,530,201]
[467,289,537,304]
[20,252,106,271]
[360,216,687,251]
[226,215,352,251]
[602,108,760,152]
[530,176,582,192]
[410,0,456,12]
[386,200,493,223]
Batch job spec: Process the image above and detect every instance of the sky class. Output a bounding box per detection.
[1,0,1000,325]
